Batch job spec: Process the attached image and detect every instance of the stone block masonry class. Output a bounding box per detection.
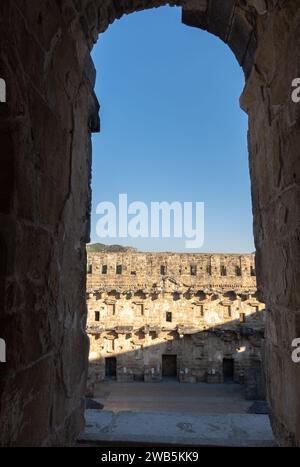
[86,252,265,394]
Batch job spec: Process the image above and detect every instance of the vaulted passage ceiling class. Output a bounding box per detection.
[77,0,260,76]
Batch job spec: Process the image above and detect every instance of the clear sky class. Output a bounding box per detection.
[90,6,254,253]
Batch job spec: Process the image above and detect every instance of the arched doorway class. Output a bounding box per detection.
[0,0,299,447]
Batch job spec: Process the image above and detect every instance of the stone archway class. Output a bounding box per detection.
[0,0,300,446]
[83,0,259,76]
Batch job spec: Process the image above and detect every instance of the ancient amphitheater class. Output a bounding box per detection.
[86,251,265,399]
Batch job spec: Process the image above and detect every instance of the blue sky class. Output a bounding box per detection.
[90,6,254,253]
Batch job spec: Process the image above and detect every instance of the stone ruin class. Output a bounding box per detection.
[86,251,265,399]
[0,0,300,446]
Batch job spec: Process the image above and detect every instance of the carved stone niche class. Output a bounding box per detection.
[240,293,249,301]
[211,293,221,301]
[144,325,160,338]
[94,291,102,300]
[242,290,257,301]
[224,290,237,300]
[183,290,193,300]
[134,330,145,341]
[106,331,116,340]
[196,290,207,301]
[134,289,146,299]
[107,289,121,299]
[150,290,160,300]
[173,291,182,301]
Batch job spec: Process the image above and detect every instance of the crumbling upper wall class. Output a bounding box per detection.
[87,252,257,292]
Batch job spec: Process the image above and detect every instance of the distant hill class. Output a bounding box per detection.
[87,243,137,253]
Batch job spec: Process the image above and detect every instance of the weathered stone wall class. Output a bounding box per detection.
[0,0,300,447]
[240,0,300,447]
[87,251,257,290]
[0,0,97,446]
[86,252,265,393]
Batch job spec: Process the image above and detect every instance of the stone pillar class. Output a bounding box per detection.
[240,0,300,447]
[0,1,99,446]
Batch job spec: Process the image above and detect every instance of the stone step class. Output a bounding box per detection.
[79,410,275,447]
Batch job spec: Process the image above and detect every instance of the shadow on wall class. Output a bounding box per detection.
[87,309,266,401]
[0,235,7,312]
